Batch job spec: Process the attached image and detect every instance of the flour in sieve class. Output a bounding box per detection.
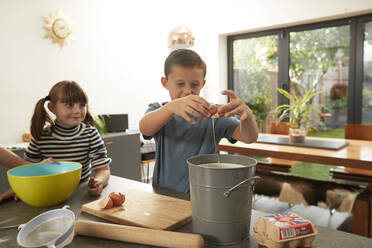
[22,216,72,246]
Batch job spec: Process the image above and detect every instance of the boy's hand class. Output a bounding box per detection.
[217,90,254,121]
[165,95,212,124]
[0,189,19,204]
[208,104,219,117]
[88,177,104,196]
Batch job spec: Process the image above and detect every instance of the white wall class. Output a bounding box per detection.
[1,0,371,144]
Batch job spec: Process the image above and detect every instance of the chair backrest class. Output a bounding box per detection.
[270,122,290,135]
[344,124,372,140]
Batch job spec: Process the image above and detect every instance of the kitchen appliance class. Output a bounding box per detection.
[187,154,259,245]
[82,188,191,230]
[101,114,128,132]
[17,205,75,248]
[75,220,204,248]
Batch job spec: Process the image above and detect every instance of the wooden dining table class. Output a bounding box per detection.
[218,134,372,170]
[218,133,372,238]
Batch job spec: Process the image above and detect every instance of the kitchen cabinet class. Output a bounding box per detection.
[102,132,141,181]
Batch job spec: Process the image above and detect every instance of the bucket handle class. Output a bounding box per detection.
[223,176,260,198]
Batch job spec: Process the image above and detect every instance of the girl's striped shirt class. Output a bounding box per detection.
[24,122,111,181]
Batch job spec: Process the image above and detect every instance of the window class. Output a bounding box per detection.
[232,35,278,132]
[228,14,372,137]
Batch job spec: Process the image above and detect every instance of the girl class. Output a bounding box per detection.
[25,80,111,196]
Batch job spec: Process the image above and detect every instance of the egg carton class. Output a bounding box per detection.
[253,212,317,248]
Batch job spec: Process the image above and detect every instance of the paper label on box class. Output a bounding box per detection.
[263,212,314,240]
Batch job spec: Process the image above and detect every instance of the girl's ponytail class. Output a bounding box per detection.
[30,97,53,140]
[84,110,95,126]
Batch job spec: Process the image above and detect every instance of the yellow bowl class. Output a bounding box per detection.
[7,161,82,207]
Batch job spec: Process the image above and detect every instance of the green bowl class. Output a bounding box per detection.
[7,161,82,207]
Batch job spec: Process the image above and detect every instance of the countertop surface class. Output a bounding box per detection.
[1,175,372,247]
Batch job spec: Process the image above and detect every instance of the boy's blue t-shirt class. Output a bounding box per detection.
[143,102,240,194]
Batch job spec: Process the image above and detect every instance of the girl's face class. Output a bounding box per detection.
[49,101,87,128]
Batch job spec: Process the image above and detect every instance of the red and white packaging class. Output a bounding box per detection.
[253,212,317,248]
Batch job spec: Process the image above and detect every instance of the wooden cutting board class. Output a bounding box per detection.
[82,189,192,230]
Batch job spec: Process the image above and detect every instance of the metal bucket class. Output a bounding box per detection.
[187,154,259,245]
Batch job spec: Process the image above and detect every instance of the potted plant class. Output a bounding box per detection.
[273,87,327,143]
[246,95,271,132]
[94,115,109,136]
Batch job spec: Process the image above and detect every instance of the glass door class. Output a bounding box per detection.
[289,25,350,136]
[362,20,372,123]
[232,35,278,132]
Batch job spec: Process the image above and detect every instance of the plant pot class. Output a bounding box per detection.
[289,127,307,143]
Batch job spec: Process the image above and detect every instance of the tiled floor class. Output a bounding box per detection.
[253,194,353,233]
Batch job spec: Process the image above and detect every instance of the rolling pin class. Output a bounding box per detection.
[75,220,204,248]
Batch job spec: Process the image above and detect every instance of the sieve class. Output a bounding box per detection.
[17,205,75,248]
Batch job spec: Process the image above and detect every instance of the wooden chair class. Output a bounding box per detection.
[270,122,290,135]
[140,158,155,183]
[330,124,372,237]
[345,123,372,140]
[330,124,372,185]
[140,142,156,183]
[256,122,299,173]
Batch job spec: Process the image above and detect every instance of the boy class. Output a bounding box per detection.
[139,49,258,193]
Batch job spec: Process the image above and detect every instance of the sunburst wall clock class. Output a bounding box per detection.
[43,10,77,48]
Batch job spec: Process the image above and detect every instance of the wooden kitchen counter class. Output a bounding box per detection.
[1,175,372,248]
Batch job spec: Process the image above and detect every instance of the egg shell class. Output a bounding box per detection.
[99,197,114,209]
[109,192,125,206]
[118,192,126,205]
